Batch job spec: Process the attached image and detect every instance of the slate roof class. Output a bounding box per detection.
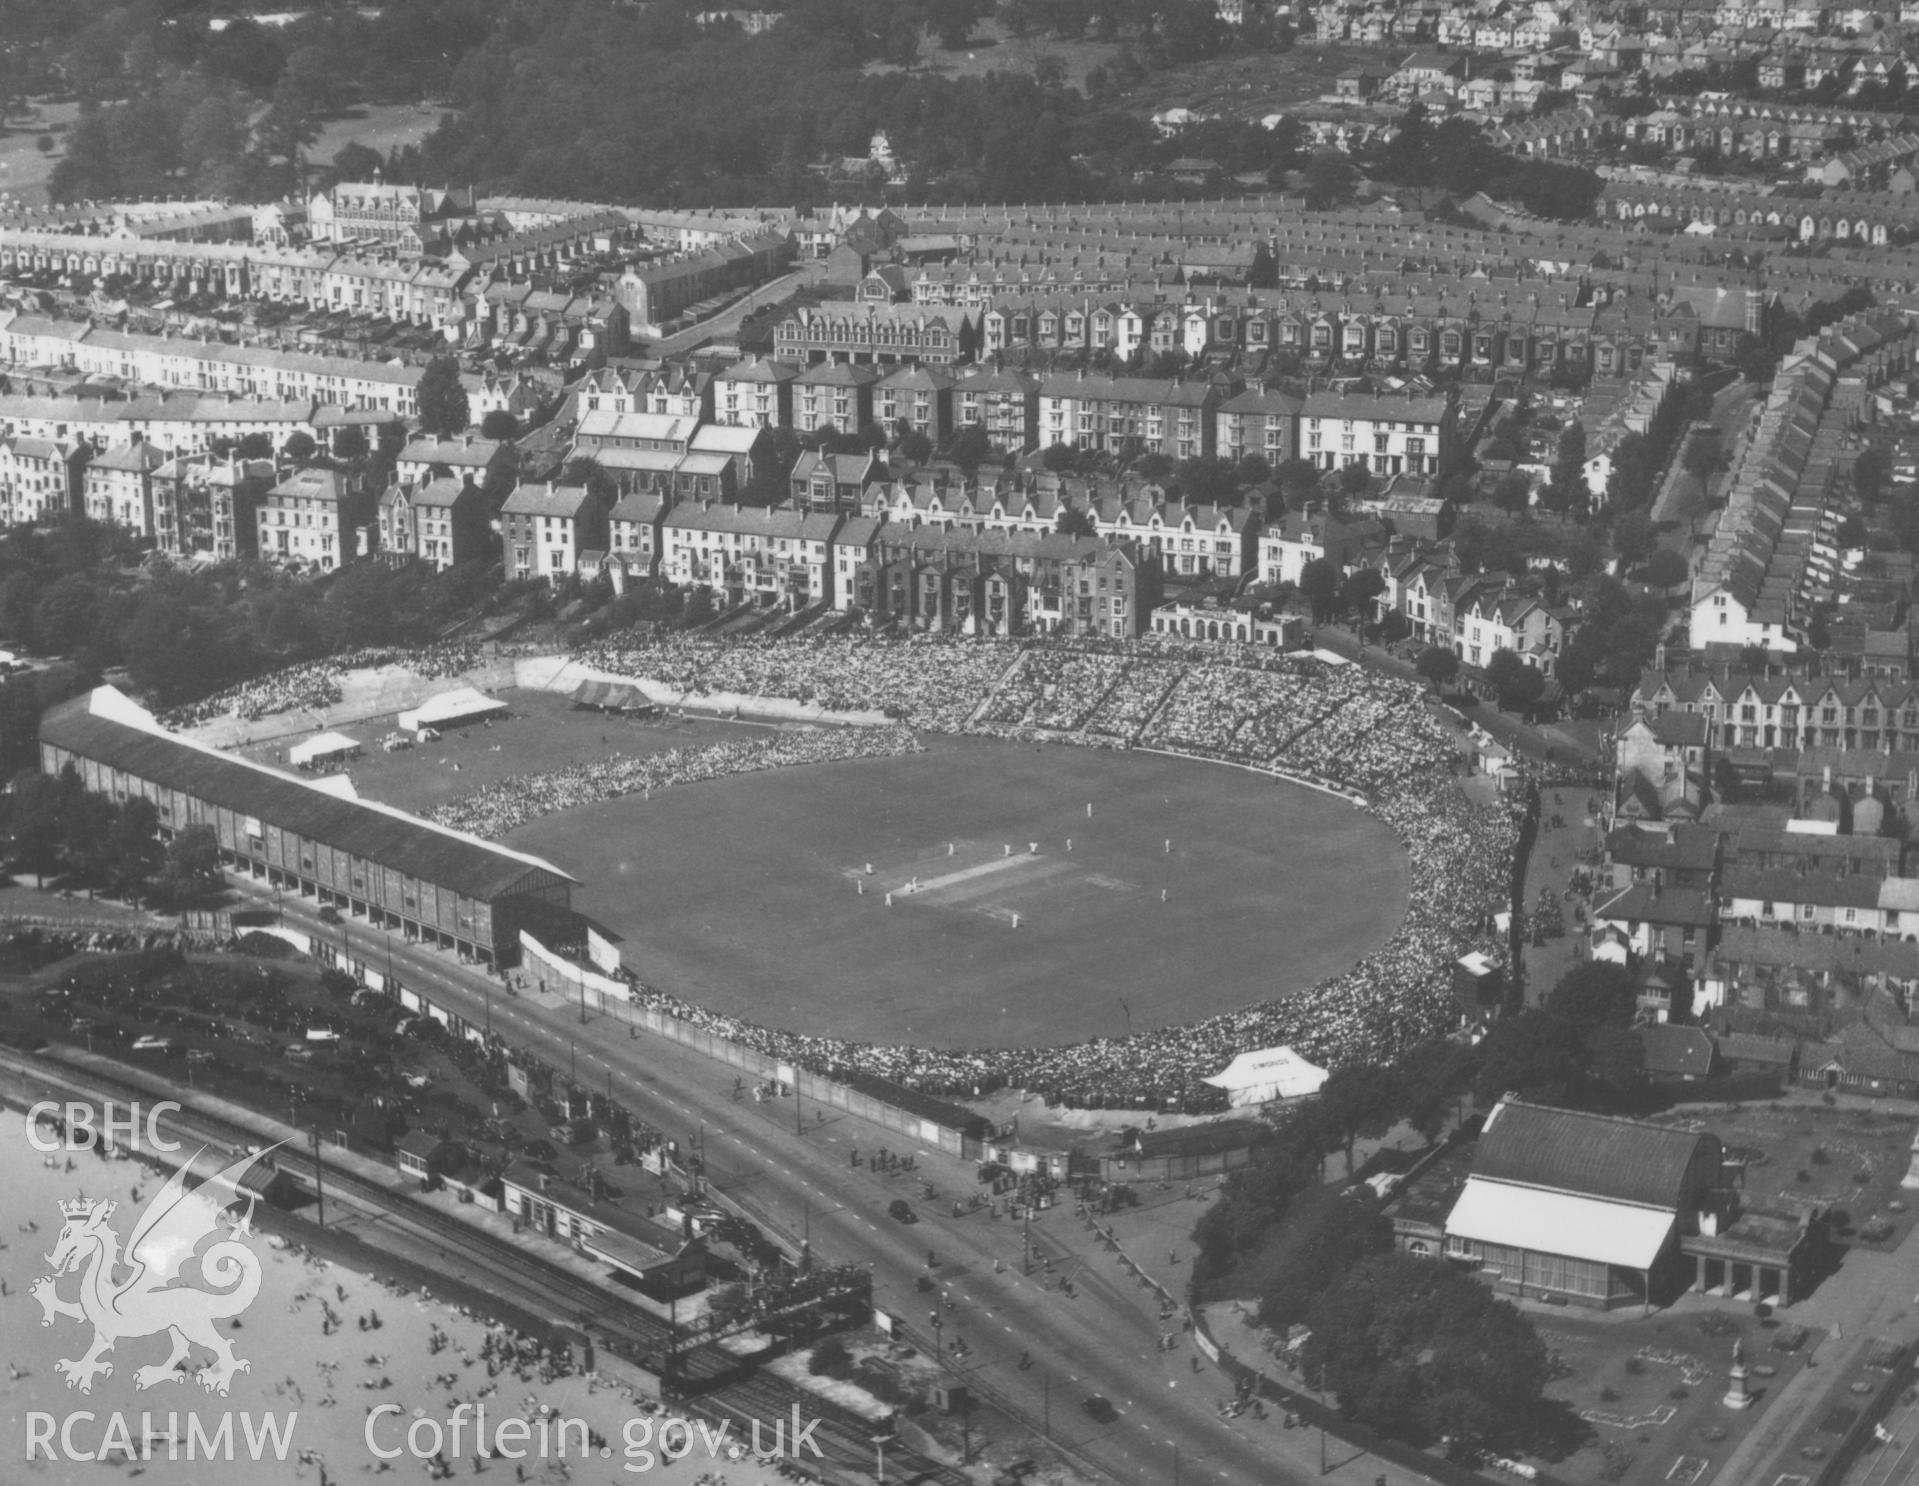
[1635,1023,1717,1079]
[1472,1097,1716,1210]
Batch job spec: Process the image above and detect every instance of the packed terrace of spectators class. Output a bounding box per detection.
[425,726,922,839]
[158,642,491,728]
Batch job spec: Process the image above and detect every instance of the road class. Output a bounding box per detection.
[648,260,825,358]
[256,885,1441,1486]
[1650,376,1758,557]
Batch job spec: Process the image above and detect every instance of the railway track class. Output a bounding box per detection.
[0,1042,977,1486]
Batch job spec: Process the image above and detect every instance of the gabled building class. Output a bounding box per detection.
[660,504,843,609]
[791,450,885,513]
[1257,505,1385,587]
[875,365,955,444]
[1215,388,1302,466]
[1300,390,1452,477]
[379,476,491,572]
[607,490,674,578]
[792,362,881,436]
[713,358,800,430]
[1615,710,1712,822]
[83,439,169,543]
[1435,1096,1723,1311]
[257,466,369,570]
[500,480,611,582]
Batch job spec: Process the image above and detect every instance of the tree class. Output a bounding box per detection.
[1587,1025,1647,1093]
[1612,509,1658,569]
[1543,961,1637,1034]
[1339,460,1372,497]
[8,771,70,886]
[235,432,275,461]
[480,410,521,441]
[1855,444,1892,504]
[156,823,224,907]
[1485,650,1546,714]
[1684,438,1727,500]
[62,791,118,891]
[331,141,383,181]
[1340,568,1385,623]
[1256,1192,1392,1329]
[895,429,933,464]
[1275,458,1320,504]
[1643,548,1689,591]
[1473,1009,1590,1109]
[1491,470,1533,512]
[1305,1253,1551,1452]
[282,430,317,466]
[332,424,370,463]
[1555,644,1595,698]
[1550,421,1587,506]
[1312,1065,1403,1173]
[950,425,996,469]
[1056,504,1097,538]
[1415,645,1459,692]
[416,358,470,439]
[1302,151,1357,210]
[1298,558,1339,621]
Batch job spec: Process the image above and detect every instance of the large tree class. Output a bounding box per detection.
[1305,1252,1552,1451]
[415,358,471,439]
[108,797,165,907]
[1415,645,1460,692]
[1298,558,1339,622]
[156,824,225,908]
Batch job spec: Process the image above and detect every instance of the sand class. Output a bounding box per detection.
[0,1109,797,1485]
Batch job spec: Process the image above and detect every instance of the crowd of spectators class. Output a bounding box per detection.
[575,637,1019,733]
[427,726,924,839]
[543,634,1518,1111]
[158,642,491,729]
[978,652,1126,732]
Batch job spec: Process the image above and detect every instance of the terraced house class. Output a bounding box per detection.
[661,504,842,610]
[1037,374,1219,460]
[257,466,368,570]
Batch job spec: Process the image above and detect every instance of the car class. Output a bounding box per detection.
[887,1199,917,1224]
[318,906,342,924]
[1080,1396,1117,1425]
[130,1034,175,1053]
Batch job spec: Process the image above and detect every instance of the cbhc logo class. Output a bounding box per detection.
[27,1101,181,1153]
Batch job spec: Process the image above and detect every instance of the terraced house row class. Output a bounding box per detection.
[1691,311,1916,652]
[783,282,1770,380]
[587,497,1155,637]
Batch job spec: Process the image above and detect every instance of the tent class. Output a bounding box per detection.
[397,686,508,736]
[570,679,658,714]
[288,730,362,769]
[1203,1046,1328,1107]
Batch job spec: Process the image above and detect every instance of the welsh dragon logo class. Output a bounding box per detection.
[31,1145,276,1396]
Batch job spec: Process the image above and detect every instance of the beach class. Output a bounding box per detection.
[0,1108,798,1485]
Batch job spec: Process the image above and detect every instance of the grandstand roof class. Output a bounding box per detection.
[41,688,574,902]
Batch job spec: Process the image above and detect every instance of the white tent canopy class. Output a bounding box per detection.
[1203,1046,1328,1106]
[398,686,507,735]
[288,730,362,767]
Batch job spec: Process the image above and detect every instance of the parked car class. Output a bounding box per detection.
[887,1199,917,1224]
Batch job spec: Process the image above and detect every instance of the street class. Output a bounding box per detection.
[261,883,1442,1486]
